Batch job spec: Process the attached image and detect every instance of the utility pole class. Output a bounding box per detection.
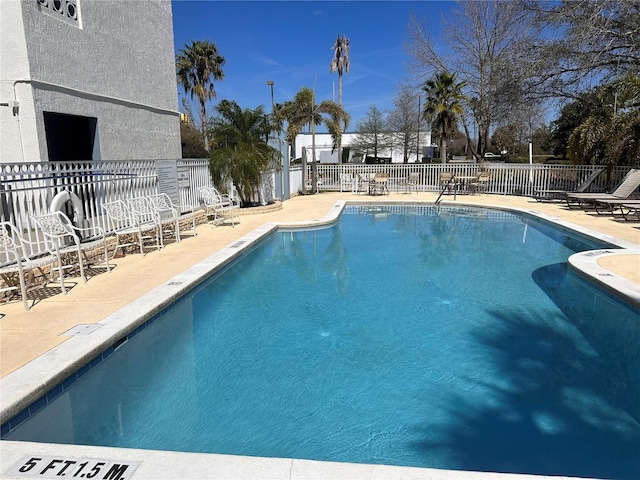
[266,80,275,113]
[416,95,420,163]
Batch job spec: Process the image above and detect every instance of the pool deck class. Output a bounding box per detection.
[1,191,639,480]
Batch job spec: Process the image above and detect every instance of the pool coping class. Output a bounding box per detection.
[1,199,637,480]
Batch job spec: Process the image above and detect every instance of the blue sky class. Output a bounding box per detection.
[171,1,453,130]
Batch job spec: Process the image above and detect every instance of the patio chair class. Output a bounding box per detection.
[439,172,459,194]
[147,193,197,243]
[356,173,375,195]
[32,210,111,283]
[469,172,491,194]
[0,222,56,310]
[401,172,420,194]
[339,173,354,192]
[566,169,640,210]
[370,173,390,196]
[198,186,240,227]
[30,213,83,293]
[102,199,161,257]
[534,167,604,202]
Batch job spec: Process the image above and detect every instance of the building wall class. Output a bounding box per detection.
[295,131,434,164]
[0,0,181,162]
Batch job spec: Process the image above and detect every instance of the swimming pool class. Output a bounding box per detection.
[2,204,639,479]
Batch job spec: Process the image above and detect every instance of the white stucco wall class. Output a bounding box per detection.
[0,0,39,162]
[0,0,181,162]
[295,131,433,163]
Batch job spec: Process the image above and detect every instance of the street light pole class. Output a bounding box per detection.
[266,80,275,113]
[416,94,420,163]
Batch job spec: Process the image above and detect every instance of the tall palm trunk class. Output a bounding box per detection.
[200,102,209,152]
[337,74,343,163]
[440,131,448,163]
[312,119,318,193]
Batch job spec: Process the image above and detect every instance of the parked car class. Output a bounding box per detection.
[483,152,500,158]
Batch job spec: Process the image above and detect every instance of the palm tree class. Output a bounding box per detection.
[209,100,280,206]
[176,40,226,152]
[330,35,350,106]
[330,35,350,163]
[279,87,350,194]
[422,71,466,163]
[568,74,640,169]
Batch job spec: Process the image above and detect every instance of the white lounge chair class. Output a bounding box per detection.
[339,173,354,192]
[102,199,161,257]
[31,211,111,289]
[198,186,240,227]
[0,222,56,310]
[147,193,197,242]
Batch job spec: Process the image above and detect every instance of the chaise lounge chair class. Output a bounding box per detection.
[594,199,640,221]
[534,167,603,202]
[566,169,640,210]
[31,211,112,287]
[147,193,198,243]
[0,221,57,310]
[198,186,240,227]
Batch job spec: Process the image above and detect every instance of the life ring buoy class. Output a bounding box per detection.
[50,190,85,226]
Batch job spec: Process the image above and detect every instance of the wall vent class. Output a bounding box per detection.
[37,0,81,27]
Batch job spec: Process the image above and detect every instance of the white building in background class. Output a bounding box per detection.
[0,0,181,163]
[295,131,434,164]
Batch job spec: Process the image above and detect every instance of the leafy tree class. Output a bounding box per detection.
[408,1,536,154]
[388,84,421,163]
[492,124,517,155]
[176,40,226,152]
[208,100,280,206]
[550,100,593,158]
[493,123,552,157]
[531,125,554,156]
[523,0,640,97]
[180,121,208,158]
[351,106,391,161]
[278,87,349,194]
[567,74,640,168]
[422,71,466,163]
[178,100,208,158]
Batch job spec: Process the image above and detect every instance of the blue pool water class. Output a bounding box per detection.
[5,205,640,479]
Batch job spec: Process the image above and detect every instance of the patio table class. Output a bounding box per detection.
[455,175,479,194]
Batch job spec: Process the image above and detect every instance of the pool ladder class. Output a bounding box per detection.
[435,176,458,205]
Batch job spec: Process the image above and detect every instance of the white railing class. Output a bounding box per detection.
[307,163,630,196]
[0,159,212,255]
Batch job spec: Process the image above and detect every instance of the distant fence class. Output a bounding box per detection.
[1,159,632,256]
[301,163,631,196]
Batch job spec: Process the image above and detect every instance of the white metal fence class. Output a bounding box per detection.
[295,163,631,196]
[1,159,210,253]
